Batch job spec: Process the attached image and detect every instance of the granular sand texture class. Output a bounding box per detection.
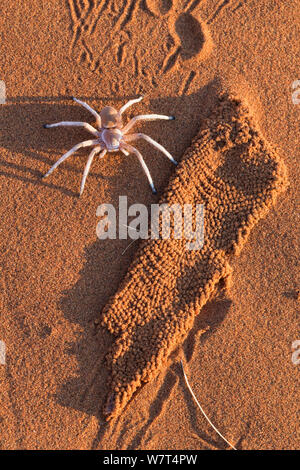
[101,93,288,420]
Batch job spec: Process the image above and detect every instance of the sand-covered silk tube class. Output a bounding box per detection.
[100,93,288,420]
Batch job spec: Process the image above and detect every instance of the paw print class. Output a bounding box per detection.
[145,0,213,75]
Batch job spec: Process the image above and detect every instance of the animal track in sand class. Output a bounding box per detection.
[162,4,213,82]
[66,0,213,93]
[175,13,205,59]
[144,0,213,86]
[67,0,138,73]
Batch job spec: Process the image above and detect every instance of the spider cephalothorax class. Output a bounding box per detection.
[43,96,177,195]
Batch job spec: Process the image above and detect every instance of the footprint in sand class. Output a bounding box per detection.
[66,0,213,92]
[162,7,213,77]
[144,0,213,78]
[175,12,207,60]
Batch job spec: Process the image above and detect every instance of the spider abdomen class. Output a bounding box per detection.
[102,128,123,151]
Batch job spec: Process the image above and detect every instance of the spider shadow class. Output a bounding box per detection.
[0,96,136,197]
[0,80,220,199]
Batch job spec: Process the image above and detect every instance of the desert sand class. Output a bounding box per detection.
[0,0,299,450]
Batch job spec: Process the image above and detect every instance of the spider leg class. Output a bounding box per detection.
[124,133,178,165]
[119,95,144,115]
[43,121,99,137]
[72,97,102,128]
[121,142,157,194]
[80,147,106,196]
[43,139,99,178]
[122,114,175,134]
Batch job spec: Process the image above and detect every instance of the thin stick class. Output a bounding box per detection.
[121,239,137,256]
[180,360,237,451]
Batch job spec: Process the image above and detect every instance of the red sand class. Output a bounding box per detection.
[0,0,299,450]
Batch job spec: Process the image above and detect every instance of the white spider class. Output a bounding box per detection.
[43,96,177,195]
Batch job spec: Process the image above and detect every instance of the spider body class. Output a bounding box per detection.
[101,128,123,151]
[100,106,122,129]
[43,96,177,195]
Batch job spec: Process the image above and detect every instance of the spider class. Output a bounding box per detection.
[43,96,177,195]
